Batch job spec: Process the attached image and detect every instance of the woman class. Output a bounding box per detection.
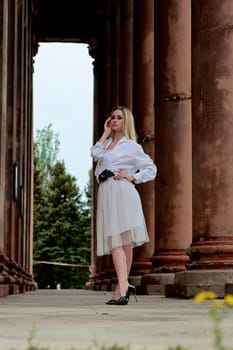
[90,106,157,305]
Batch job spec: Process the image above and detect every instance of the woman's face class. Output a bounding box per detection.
[110,109,124,133]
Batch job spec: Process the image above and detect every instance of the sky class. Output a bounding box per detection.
[33,43,94,193]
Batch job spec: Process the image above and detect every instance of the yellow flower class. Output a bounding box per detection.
[194,290,218,303]
[212,300,223,309]
[224,294,233,307]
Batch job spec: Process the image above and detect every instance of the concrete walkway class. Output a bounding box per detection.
[0,289,232,350]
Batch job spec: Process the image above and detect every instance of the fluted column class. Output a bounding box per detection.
[12,0,19,262]
[0,0,35,295]
[110,0,120,106]
[119,0,133,109]
[190,0,233,269]
[0,0,8,251]
[5,0,17,260]
[87,31,103,286]
[26,0,33,275]
[151,0,192,272]
[165,0,233,298]
[103,1,111,116]
[16,0,23,265]
[22,0,29,272]
[133,0,155,274]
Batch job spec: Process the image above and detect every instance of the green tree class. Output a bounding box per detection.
[84,168,92,209]
[34,123,60,190]
[33,125,91,289]
[34,161,91,288]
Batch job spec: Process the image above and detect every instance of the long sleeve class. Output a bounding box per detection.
[132,144,157,184]
[90,140,109,161]
[90,137,157,184]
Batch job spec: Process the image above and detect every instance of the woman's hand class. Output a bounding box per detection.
[103,117,112,136]
[98,117,112,143]
[114,169,134,182]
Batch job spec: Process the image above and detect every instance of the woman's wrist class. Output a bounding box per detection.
[98,131,110,143]
[127,176,135,183]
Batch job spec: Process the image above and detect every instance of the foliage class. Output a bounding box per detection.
[10,328,131,350]
[33,125,91,289]
[194,291,233,350]
[83,168,92,208]
[97,345,130,350]
[34,124,60,191]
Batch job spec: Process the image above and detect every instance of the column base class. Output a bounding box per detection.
[188,238,233,269]
[0,285,9,297]
[225,283,233,294]
[85,273,173,295]
[0,251,36,297]
[85,278,111,291]
[151,249,189,272]
[131,259,152,275]
[139,273,175,295]
[9,284,20,295]
[165,269,233,298]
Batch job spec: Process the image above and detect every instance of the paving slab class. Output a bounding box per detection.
[0,289,232,350]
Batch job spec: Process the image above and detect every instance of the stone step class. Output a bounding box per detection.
[165,283,225,298]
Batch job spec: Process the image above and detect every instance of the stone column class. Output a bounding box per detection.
[16,0,23,265]
[191,0,233,270]
[87,32,112,288]
[166,0,233,298]
[22,0,28,272]
[110,0,120,106]
[119,0,133,109]
[0,1,12,297]
[86,55,99,288]
[11,0,19,262]
[105,7,111,116]
[132,0,155,275]
[0,0,8,252]
[150,0,192,274]
[22,0,33,278]
[27,5,33,276]
[5,0,17,260]
[20,0,27,271]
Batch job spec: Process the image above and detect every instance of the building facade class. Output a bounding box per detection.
[1,0,233,297]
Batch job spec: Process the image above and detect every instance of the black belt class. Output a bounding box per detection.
[99,169,115,183]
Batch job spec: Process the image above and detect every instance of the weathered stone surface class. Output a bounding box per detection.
[165,270,233,298]
[165,283,225,299]
[225,283,233,294]
[173,269,233,285]
[138,273,174,295]
[0,285,9,298]
[8,284,20,295]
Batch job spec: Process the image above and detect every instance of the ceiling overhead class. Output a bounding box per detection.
[33,0,104,43]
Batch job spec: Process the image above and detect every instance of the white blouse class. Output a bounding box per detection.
[90,136,157,184]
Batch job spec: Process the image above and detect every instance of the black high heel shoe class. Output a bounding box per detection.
[105,284,137,305]
[114,296,129,305]
[127,283,138,302]
[106,299,118,305]
[106,296,129,305]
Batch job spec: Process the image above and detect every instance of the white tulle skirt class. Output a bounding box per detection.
[96,177,149,256]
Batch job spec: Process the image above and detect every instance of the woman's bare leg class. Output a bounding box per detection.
[123,243,133,275]
[111,246,128,298]
[111,244,133,299]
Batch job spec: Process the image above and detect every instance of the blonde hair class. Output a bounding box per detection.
[111,106,137,141]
